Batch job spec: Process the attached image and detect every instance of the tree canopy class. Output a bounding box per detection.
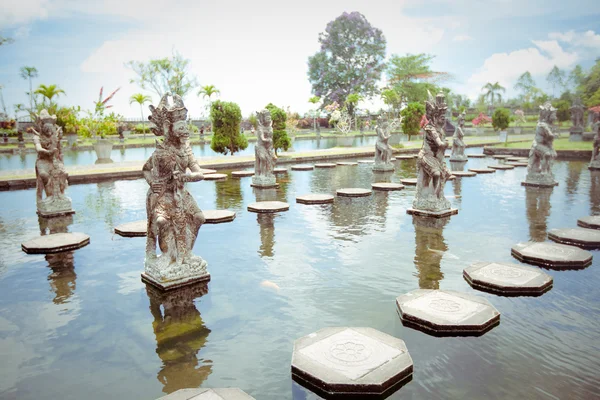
[386,53,449,104]
[579,59,600,106]
[546,66,566,98]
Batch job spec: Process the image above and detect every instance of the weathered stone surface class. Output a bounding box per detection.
[548,227,600,249]
[203,173,228,181]
[450,112,467,161]
[314,163,337,168]
[507,157,528,162]
[406,208,458,218]
[204,209,236,224]
[523,102,559,187]
[273,167,288,174]
[253,109,277,188]
[357,160,374,164]
[577,216,600,230]
[464,262,553,296]
[400,178,417,186]
[450,171,476,177]
[22,232,90,254]
[337,188,372,197]
[589,112,600,169]
[231,170,254,177]
[372,182,405,191]
[488,164,515,170]
[396,289,500,336]
[292,165,314,171]
[492,155,510,159]
[511,241,592,269]
[157,388,256,399]
[447,175,456,181]
[247,201,290,213]
[469,168,495,174]
[467,154,486,158]
[296,194,335,204]
[199,168,217,174]
[114,220,146,237]
[506,162,528,167]
[336,161,358,166]
[390,157,397,161]
[373,116,395,172]
[291,327,413,398]
[396,155,417,160]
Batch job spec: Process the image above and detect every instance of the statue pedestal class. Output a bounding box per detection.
[37,196,75,218]
[407,208,458,218]
[251,175,278,189]
[589,162,600,171]
[142,256,210,291]
[521,179,558,188]
[449,156,468,163]
[569,127,583,142]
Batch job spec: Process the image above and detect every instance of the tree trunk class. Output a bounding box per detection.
[28,78,33,111]
[140,104,146,139]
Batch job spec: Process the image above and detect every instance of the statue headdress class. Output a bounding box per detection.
[257,109,271,126]
[148,93,188,137]
[457,110,466,125]
[539,101,557,122]
[425,91,448,120]
[37,109,57,124]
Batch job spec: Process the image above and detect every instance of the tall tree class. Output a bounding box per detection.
[308,96,321,131]
[210,100,247,155]
[129,93,152,138]
[19,66,38,111]
[514,71,537,103]
[265,103,290,156]
[34,84,65,105]
[568,65,585,93]
[481,82,506,107]
[386,53,450,104]
[381,88,401,118]
[308,12,386,106]
[547,65,566,98]
[126,51,198,99]
[580,59,600,106]
[197,84,220,117]
[345,93,362,129]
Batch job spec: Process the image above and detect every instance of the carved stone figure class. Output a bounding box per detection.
[450,111,467,161]
[32,109,73,217]
[142,94,208,290]
[523,102,559,187]
[411,92,453,214]
[589,112,600,170]
[569,97,585,141]
[373,115,394,172]
[252,109,277,188]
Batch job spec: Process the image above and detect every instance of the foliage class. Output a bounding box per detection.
[481,82,505,106]
[333,108,352,134]
[78,112,121,138]
[547,65,566,97]
[94,86,120,117]
[248,114,258,129]
[472,112,492,127]
[580,59,600,107]
[307,11,386,105]
[265,103,290,155]
[386,53,450,103]
[188,123,199,134]
[514,71,538,102]
[400,102,425,140]
[210,100,247,155]
[56,106,80,134]
[568,65,585,92]
[126,51,198,98]
[552,100,571,123]
[19,66,39,110]
[0,120,16,129]
[492,108,510,131]
[381,88,401,116]
[285,106,299,136]
[198,85,220,99]
[0,35,14,47]
[129,93,151,135]
[34,84,65,105]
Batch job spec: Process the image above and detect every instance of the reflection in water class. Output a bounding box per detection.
[46,252,76,304]
[413,216,449,289]
[591,171,600,215]
[371,192,390,230]
[38,214,73,235]
[84,181,123,228]
[452,178,462,206]
[146,282,212,395]
[525,187,553,241]
[215,177,244,210]
[449,160,467,172]
[565,161,584,198]
[257,213,275,258]
[329,198,370,241]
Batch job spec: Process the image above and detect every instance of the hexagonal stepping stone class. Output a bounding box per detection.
[396,289,500,336]
[114,220,146,237]
[390,157,397,161]
[469,168,495,174]
[492,154,510,159]
[247,201,290,213]
[372,182,405,191]
[336,161,358,166]
[406,208,458,218]
[203,209,236,224]
[488,164,515,170]
[357,159,374,164]
[506,162,528,167]
[396,155,416,160]
[444,154,450,158]
[291,327,413,398]
[273,167,288,174]
[578,216,600,230]
[231,170,254,177]
[511,242,592,269]
[548,227,600,249]
[507,157,528,162]
[200,168,217,174]
[296,194,335,205]
[157,388,256,400]
[467,154,486,158]
[400,178,417,186]
[464,262,553,296]
[203,173,227,181]
[314,163,336,168]
[291,165,314,171]
[450,170,477,177]
[22,232,90,254]
[337,188,372,197]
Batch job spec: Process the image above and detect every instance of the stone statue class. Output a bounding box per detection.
[252,109,277,188]
[373,115,394,172]
[411,92,453,215]
[450,111,467,161]
[523,101,559,187]
[589,112,600,170]
[32,109,73,217]
[569,97,585,141]
[142,94,208,290]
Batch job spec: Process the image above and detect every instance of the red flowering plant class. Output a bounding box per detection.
[472,112,492,127]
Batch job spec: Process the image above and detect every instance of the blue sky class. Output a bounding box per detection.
[0,0,599,119]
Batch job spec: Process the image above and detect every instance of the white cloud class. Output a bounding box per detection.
[0,0,51,28]
[452,34,472,42]
[549,29,600,59]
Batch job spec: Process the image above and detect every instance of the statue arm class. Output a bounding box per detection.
[183,148,204,183]
[142,158,154,185]
[32,131,53,156]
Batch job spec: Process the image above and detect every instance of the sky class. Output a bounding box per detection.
[0,0,599,119]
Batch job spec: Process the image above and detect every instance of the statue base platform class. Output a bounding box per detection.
[406,208,458,218]
[251,175,278,189]
[250,183,279,189]
[521,181,558,188]
[141,270,210,291]
[37,209,75,218]
[449,157,468,162]
[589,163,600,171]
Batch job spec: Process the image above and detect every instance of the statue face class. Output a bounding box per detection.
[172,120,189,139]
[42,122,56,136]
[549,111,557,124]
[438,113,446,126]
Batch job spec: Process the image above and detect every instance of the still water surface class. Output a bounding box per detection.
[0,151,599,399]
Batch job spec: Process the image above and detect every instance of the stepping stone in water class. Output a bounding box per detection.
[469,168,495,174]
[291,327,413,398]
[400,178,417,186]
[548,227,600,249]
[444,154,450,158]
[467,154,486,158]
[406,208,458,218]
[357,159,374,164]
[157,388,256,400]
[336,188,372,197]
[200,168,217,174]
[577,216,600,230]
[492,155,510,159]
[372,182,405,191]
[507,157,528,162]
[511,241,592,269]
[488,164,515,170]
[396,289,500,336]
[314,163,336,168]
[22,232,90,254]
[296,194,334,205]
[273,167,288,174]
[464,261,553,296]
[291,165,314,171]
[390,157,397,161]
[203,209,236,224]
[506,162,528,167]
[451,171,477,177]
[114,220,146,237]
[204,173,227,181]
[231,170,254,177]
[336,161,358,166]
[247,201,290,213]
[396,155,416,160]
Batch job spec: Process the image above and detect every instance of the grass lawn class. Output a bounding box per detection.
[492,137,592,150]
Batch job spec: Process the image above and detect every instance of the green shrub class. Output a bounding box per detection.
[188,123,199,134]
[265,103,290,155]
[552,100,571,123]
[210,100,247,155]
[492,108,511,131]
[400,102,425,141]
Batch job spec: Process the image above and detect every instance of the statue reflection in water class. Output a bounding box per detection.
[39,215,77,304]
[254,188,278,258]
[525,187,553,242]
[590,171,600,215]
[145,282,212,395]
[412,215,449,289]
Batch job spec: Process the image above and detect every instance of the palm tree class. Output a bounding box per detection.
[308,96,320,132]
[34,84,65,106]
[129,93,152,138]
[481,82,506,108]
[197,85,220,118]
[19,66,38,111]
